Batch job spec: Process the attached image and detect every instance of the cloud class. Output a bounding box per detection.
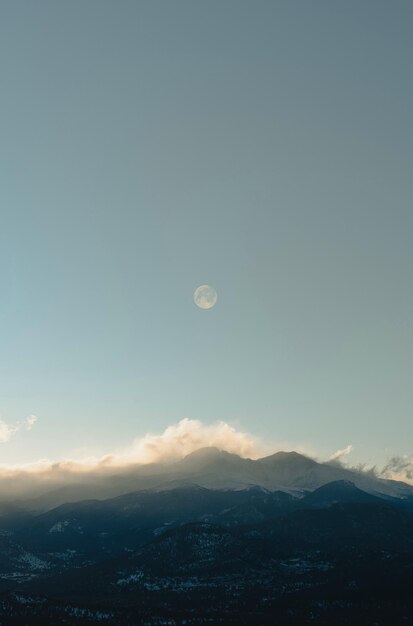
[25,415,38,430]
[0,414,38,443]
[380,456,413,484]
[0,420,16,443]
[0,417,266,472]
[122,418,264,464]
[329,444,353,462]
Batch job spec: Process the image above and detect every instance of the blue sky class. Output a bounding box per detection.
[1,0,412,467]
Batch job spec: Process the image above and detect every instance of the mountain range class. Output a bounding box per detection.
[0,448,413,624]
[6,447,413,512]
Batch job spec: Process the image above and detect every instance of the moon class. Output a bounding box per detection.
[194,284,218,309]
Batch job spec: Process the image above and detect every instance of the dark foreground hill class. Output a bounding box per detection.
[0,472,412,624]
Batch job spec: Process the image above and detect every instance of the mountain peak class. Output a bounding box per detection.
[258,450,316,465]
[182,447,238,461]
[178,448,247,473]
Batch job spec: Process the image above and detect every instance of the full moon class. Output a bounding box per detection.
[194,284,218,309]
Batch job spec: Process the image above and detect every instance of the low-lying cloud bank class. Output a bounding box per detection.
[0,418,260,501]
[0,418,411,503]
[0,418,309,500]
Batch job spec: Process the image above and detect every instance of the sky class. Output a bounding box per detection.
[1,0,412,470]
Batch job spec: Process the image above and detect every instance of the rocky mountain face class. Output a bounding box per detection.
[0,448,412,624]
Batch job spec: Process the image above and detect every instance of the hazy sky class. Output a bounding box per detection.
[1,0,412,468]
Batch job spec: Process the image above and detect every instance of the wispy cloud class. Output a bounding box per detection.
[25,415,38,430]
[0,414,38,443]
[380,456,413,484]
[329,444,353,462]
[0,420,16,443]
